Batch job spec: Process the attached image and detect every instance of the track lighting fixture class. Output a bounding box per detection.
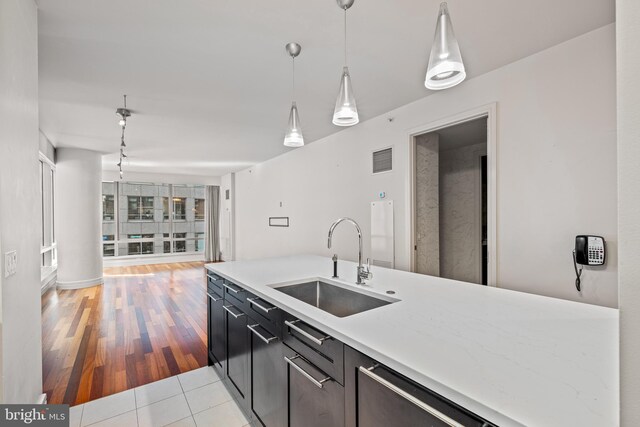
[115,95,131,179]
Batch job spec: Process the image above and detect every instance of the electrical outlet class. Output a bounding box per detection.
[4,250,17,278]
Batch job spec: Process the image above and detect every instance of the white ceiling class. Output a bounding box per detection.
[37,0,614,177]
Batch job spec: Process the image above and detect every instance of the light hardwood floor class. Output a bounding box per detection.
[42,262,209,405]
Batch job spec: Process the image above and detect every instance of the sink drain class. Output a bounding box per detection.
[386,290,396,295]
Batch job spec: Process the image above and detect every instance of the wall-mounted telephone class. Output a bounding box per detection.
[572,235,606,292]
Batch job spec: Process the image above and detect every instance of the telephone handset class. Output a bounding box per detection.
[572,235,606,292]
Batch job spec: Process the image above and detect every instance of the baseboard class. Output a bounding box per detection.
[36,393,47,404]
[57,276,104,290]
[41,271,57,295]
[103,253,205,267]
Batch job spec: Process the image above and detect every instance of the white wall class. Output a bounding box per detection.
[102,170,220,186]
[235,24,617,308]
[56,148,104,288]
[0,0,43,403]
[439,142,486,284]
[617,0,640,423]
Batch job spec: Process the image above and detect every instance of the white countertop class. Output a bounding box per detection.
[205,255,618,427]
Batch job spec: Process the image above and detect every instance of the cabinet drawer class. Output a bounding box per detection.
[284,346,345,427]
[283,315,344,384]
[247,293,281,324]
[345,347,496,427]
[207,283,223,300]
[207,272,224,296]
[224,280,247,308]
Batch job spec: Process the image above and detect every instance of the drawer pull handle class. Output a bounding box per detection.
[247,324,278,344]
[284,355,331,389]
[207,292,222,302]
[284,320,330,346]
[223,305,245,319]
[248,297,278,313]
[359,366,463,427]
[223,283,243,294]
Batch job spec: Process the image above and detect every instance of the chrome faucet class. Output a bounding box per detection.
[327,217,372,285]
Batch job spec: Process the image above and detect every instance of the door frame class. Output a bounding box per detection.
[407,103,498,286]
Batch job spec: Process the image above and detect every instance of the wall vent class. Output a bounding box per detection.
[373,147,393,174]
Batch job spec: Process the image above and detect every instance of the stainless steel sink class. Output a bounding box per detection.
[271,279,397,318]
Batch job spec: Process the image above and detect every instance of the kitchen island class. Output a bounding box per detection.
[205,255,618,427]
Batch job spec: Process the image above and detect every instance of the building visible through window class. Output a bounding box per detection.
[128,196,154,221]
[163,197,170,220]
[102,195,114,221]
[102,182,205,257]
[195,232,205,252]
[103,244,115,257]
[173,232,187,252]
[195,198,205,220]
[173,197,186,220]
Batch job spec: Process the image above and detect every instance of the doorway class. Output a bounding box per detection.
[409,107,496,286]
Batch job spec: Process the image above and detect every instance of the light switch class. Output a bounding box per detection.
[4,250,17,278]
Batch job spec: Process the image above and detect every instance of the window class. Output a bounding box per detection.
[195,232,205,252]
[102,182,205,258]
[127,234,154,255]
[102,235,115,256]
[128,242,154,255]
[102,182,117,257]
[163,197,170,220]
[128,196,155,221]
[173,232,187,252]
[40,158,56,279]
[128,234,154,239]
[195,198,205,221]
[173,197,186,220]
[102,195,115,221]
[103,244,115,257]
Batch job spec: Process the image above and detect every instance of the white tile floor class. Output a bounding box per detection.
[69,367,251,427]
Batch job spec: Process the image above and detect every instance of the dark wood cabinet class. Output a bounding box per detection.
[249,323,287,427]
[284,346,345,427]
[206,272,496,427]
[225,302,249,406]
[344,347,495,427]
[207,290,226,372]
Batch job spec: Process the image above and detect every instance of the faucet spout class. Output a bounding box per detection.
[327,217,370,284]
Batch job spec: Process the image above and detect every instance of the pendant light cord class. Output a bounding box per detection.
[344,8,348,66]
[292,56,295,101]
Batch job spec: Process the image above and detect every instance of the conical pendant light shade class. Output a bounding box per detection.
[425,2,466,90]
[332,66,359,126]
[284,102,304,147]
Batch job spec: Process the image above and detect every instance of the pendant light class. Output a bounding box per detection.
[332,0,359,127]
[425,2,466,90]
[284,42,304,148]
